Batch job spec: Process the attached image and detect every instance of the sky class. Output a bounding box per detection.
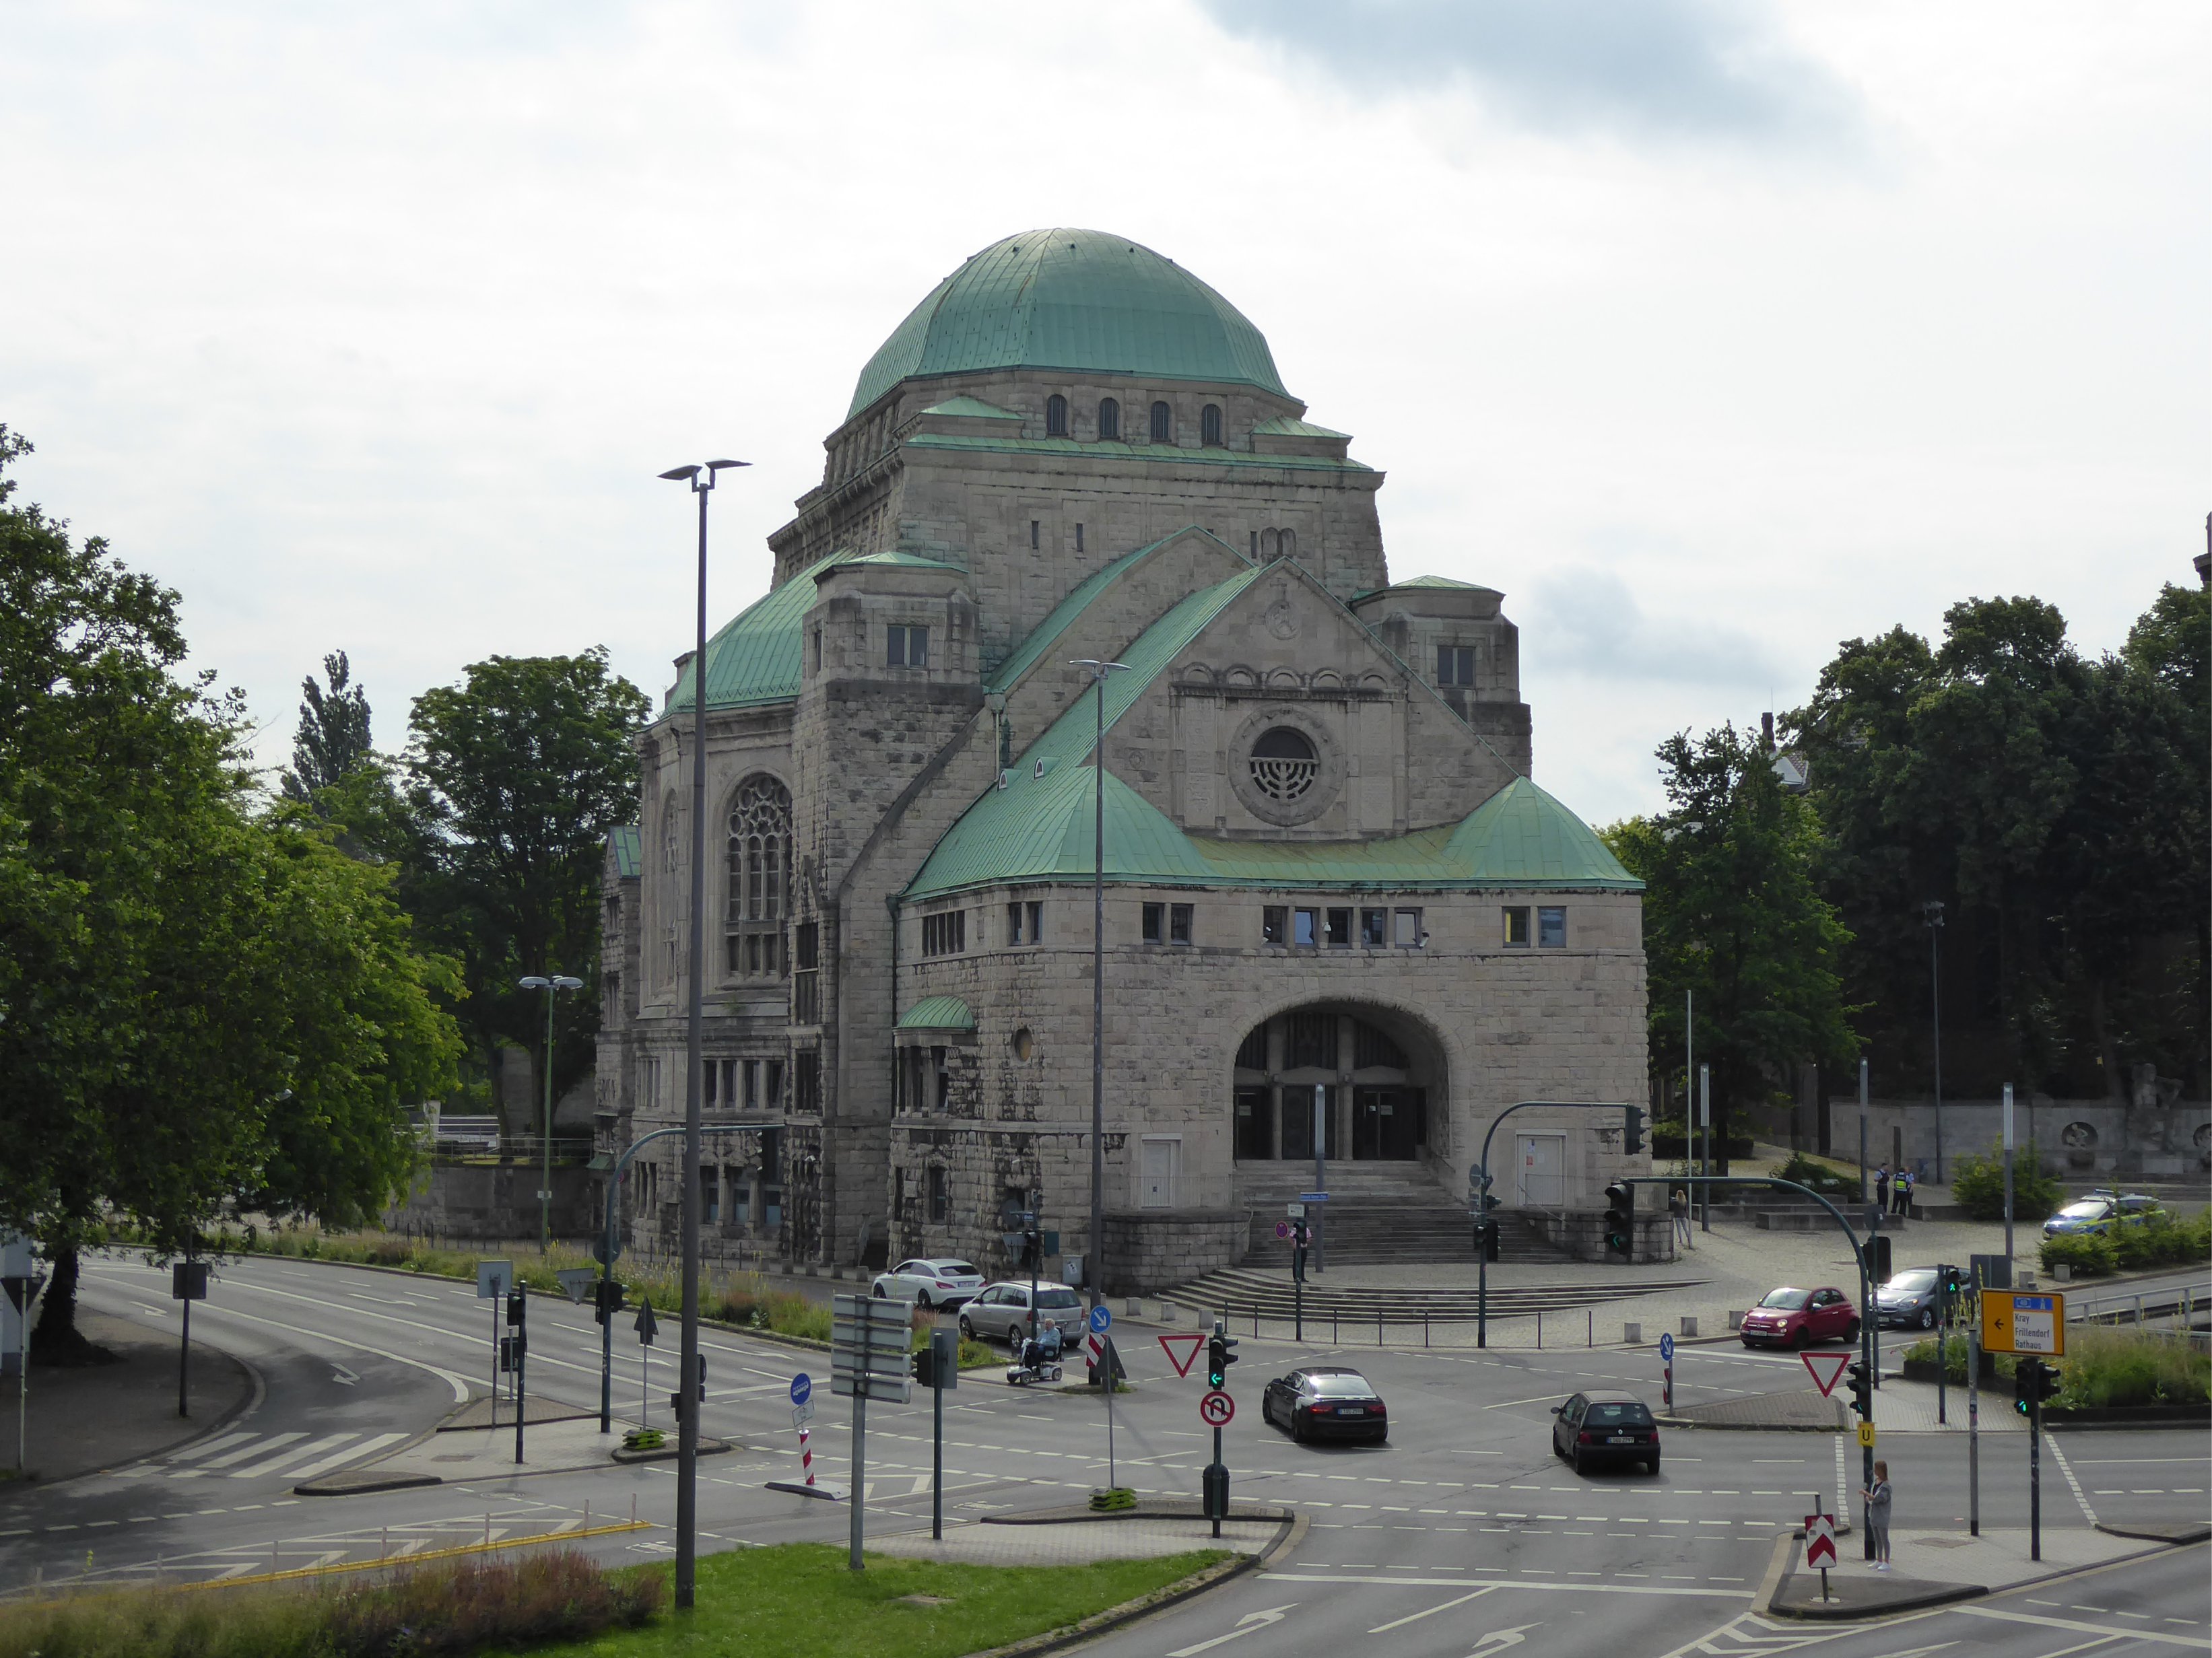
[5,1,2205,826]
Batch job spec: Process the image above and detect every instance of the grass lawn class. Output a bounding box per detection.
[537,1543,1230,1658]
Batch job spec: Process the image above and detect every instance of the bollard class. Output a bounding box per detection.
[1681,1316,1699,1338]
[1624,1321,1642,1344]
[1587,1309,1593,1348]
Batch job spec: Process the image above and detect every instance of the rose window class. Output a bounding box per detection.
[1248,727,1318,801]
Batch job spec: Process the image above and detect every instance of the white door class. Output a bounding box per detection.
[1140,1138,1180,1208]
[1516,1132,1566,1207]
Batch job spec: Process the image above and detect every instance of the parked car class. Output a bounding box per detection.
[2042,1192,2166,1239]
[1875,1268,1944,1330]
[870,1259,984,1310]
[1550,1391,1661,1475]
[1261,1367,1388,1444]
[958,1282,1087,1347]
[1739,1285,1860,1349]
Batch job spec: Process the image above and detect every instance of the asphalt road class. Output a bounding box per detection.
[1,1251,2203,1658]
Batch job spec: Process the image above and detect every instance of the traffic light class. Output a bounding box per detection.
[1207,1331,1238,1390]
[1844,1360,1871,1422]
[1623,1105,1646,1156]
[1866,1235,1892,1286]
[912,1344,937,1389]
[593,1278,626,1326]
[2014,1358,2047,1418]
[1473,1219,1500,1263]
[505,1288,527,1328]
[671,1354,706,1419]
[1292,1221,1310,1282]
[1603,1181,1635,1261]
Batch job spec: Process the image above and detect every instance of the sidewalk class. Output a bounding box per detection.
[3,1309,253,1484]
[300,1413,731,1494]
[872,1516,1281,1565]
[1770,1525,2165,1619]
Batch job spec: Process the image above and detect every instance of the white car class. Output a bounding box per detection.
[870,1258,984,1311]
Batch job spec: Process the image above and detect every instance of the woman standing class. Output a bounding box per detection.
[1861,1459,1893,1570]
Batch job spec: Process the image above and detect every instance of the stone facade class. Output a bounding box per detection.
[595,230,1650,1290]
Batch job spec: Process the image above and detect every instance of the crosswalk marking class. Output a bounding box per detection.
[174,1432,307,1476]
[283,1434,407,1483]
[226,1433,364,1480]
[164,1431,260,1464]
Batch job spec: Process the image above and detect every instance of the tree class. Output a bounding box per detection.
[0,428,461,1352]
[1603,723,1857,1171]
[403,651,648,1128]
[280,650,374,803]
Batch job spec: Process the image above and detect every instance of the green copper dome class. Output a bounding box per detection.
[848,230,1289,419]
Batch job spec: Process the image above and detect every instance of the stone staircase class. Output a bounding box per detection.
[1164,1264,1711,1330]
[1233,1161,1571,1267]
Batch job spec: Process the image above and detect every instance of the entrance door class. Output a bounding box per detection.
[1140,1138,1181,1208]
[1354,1088,1426,1161]
[1515,1132,1566,1207]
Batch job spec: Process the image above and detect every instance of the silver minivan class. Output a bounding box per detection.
[958,1282,1087,1347]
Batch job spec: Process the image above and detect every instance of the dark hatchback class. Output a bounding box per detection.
[1262,1367,1389,1444]
[1551,1391,1661,1475]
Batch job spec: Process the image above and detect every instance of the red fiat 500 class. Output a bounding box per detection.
[1739,1285,1860,1349]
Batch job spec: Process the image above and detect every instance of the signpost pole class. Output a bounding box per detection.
[2002,1084,2016,1272]
[177,1249,193,1419]
[933,1371,944,1540]
[849,1391,867,1571]
[1698,1066,1712,1233]
[1312,1086,1327,1276]
[1968,1275,1981,1537]
[2029,1362,2042,1562]
[1211,1424,1223,1540]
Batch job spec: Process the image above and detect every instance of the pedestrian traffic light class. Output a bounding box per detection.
[506,1288,527,1328]
[912,1344,937,1388]
[1844,1360,1871,1421]
[2013,1358,2045,1418]
[1603,1181,1635,1261]
[1207,1331,1237,1389]
[671,1354,707,1419]
[593,1278,626,1325]
[1623,1105,1646,1156]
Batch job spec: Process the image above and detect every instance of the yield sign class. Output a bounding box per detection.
[1159,1332,1205,1377]
[1801,1351,1850,1397]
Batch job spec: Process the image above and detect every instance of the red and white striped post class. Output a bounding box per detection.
[799,1424,814,1486]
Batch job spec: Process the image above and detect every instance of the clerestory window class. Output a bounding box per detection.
[1098,397,1120,440]
[1046,394,1069,437]
[1149,400,1172,443]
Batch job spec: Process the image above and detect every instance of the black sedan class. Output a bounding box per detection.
[1550,1391,1661,1475]
[1262,1367,1389,1444]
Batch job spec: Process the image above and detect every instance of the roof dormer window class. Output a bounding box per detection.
[1098,397,1120,441]
[1046,394,1069,438]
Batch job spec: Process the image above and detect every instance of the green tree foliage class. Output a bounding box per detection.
[1791,589,2207,1097]
[0,429,461,1350]
[279,650,374,803]
[1947,1140,2063,1222]
[401,652,648,1124]
[1603,723,1856,1171]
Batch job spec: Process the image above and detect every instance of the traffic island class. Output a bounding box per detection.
[1766,1527,2172,1621]
[1657,1388,1844,1431]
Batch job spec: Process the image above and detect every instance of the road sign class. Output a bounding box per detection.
[1298,1192,1330,1203]
[1804,1513,1837,1568]
[790,1373,812,1407]
[555,1268,599,1305]
[634,1301,659,1344]
[171,1261,209,1301]
[1199,1389,1236,1428]
[791,1401,815,1427]
[1801,1352,1852,1397]
[1159,1332,1205,1377]
[831,1292,912,1404]
[1086,1331,1105,1368]
[1856,1421,1877,1448]
[1658,1332,1675,1363]
[477,1259,514,1299]
[1089,1304,1112,1334]
[1286,1202,1306,1219]
[1982,1290,2065,1357]
[1274,1220,1290,1241]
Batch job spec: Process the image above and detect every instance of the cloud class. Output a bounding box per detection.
[1524,565,1786,689]
[1196,0,1861,145]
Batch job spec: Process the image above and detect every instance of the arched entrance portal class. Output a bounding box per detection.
[1230,1006,1442,1164]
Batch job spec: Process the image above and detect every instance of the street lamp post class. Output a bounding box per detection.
[1923,899,1946,1185]
[1067,660,1128,1356]
[657,458,746,1612]
[518,974,584,1254]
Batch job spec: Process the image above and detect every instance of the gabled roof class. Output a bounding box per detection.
[667,551,846,715]
[986,528,1250,696]
[610,824,642,879]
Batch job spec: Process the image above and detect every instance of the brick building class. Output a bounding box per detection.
[597,228,1649,1289]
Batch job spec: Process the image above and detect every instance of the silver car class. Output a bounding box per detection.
[1875,1267,1943,1330]
[958,1282,1087,1347]
[870,1257,983,1311]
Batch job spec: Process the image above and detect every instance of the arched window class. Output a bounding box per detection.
[1279,527,1297,559]
[1098,397,1120,441]
[1201,403,1222,446]
[725,774,793,977]
[1261,528,1279,558]
[1045,394,1069,438]
[1249,727,1318,801]
[1149,401,1172,444]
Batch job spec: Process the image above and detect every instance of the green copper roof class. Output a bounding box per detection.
[834,551,966,572]
[610,824,641,879]
[1251,415,1349,439]
[896,995,976,1031]
[919,395,1021,420]
[986,530,1249,696]
[849,230,1289,419]
[667,553,846,715]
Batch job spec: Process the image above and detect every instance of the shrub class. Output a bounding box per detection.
[2055,1327,2211,1408]
[2040,1231,2118,1278]
[1949,1140,2064,1222]
[0,1550,661,1658]
[1902,1332,2017,1385]
[1774,1152,1856,1196]
[2112,1210,2212,1272]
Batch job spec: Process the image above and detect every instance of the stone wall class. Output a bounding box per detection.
[1101,1210,1248,1294]
[382,1163,600,1241]
[1828,1097,2212,1181]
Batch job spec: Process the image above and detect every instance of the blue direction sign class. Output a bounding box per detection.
[1298,1192,1331,1203]
[1659,1333,1675,1363]
[1089,1304,1112,1335]
[789,1373,812,1407]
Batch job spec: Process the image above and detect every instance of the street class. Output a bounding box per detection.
[1,1251,2203,1655]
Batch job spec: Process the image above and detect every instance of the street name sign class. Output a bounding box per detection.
[1159,1333,1205,1377]
[1199,1389,1235,1427]
[1981,1290,2064,1356]
[1801,1352,1851,1397]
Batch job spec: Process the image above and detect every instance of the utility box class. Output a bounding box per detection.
[1201,1462,1230,1521]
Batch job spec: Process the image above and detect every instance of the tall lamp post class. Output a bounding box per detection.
[518,974,584,1254]
[1922,899,1945,1185]
[1067,659,1128,1348]
[657,457,746,1612]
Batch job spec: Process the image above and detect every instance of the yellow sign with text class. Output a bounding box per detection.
[1856,1421,1876,1448]
[1980,1290,2066,1357]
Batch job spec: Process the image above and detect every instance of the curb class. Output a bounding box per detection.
[1764,1538,1986,1621]
[611,1437,732,1465]
[982,1504,1293,1527]
[296,1472,443,1497]
[2096,1520,2212,1544]
[960,1507,1300,1658]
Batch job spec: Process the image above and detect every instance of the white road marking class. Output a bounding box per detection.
[1958,1605,2211,1650]
[1166,1603,1298,1656]
[226,1434,360,1480]
[1367,1586,1493,1632]
[2045,1434,2098,1526]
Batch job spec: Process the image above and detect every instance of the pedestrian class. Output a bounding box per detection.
[1873,1163,1890,1212]
[1899,1167,1916,1218]
[1670,1187,1691,1251]
[1892,1166,1912,1217]
[1861,1459,1892,1569]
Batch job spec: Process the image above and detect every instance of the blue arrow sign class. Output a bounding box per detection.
[1089,1304,1112,1334]
[1659,1333,1675,1363]
[789,1373,812,1406]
